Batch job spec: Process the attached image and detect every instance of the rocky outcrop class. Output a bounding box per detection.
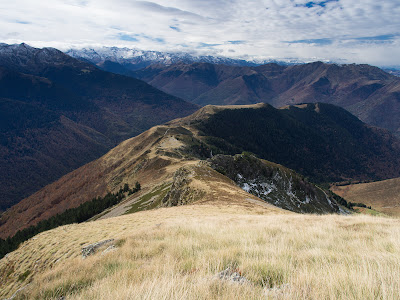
[216,268,249,284]
[161,166,205,207]
[81,239,115,258]
[209,154,339,214]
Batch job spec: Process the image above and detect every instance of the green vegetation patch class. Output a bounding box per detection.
[18,270,31,282]
[247,263,286,288]
[354,207,386,217]
[103,261,123,275]
[35,278,94,300]
[125,182,172,214]
[178,135,213,159]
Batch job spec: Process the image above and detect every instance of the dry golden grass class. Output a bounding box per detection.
[1,201,400,300]
[168,103,267,126]
[332,177,400,217]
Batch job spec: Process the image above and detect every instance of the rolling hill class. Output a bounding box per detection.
[0,114,337,239]
[331,177,400,217]
[0,43,198,211]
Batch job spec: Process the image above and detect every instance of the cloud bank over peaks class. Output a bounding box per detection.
[1,0,399,67]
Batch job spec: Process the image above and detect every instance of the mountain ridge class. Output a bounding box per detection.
[65,46,279,73]
[194,102,400,183]
[64,45,400,76]
[133,61,400,137]
[2,102,399,238]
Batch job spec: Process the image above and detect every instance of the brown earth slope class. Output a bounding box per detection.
[0,124,186,238]
[331,178,400,217]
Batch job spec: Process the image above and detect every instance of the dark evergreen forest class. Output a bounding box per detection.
[0,182,140,259]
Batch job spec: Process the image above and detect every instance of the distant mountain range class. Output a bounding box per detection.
[66,46,400,76]
[65,46,262,72]
[1,42,400,213]
[383,68,400,77]
[133,62,400,137]
[0,43,197,211]
[67,46,400,137]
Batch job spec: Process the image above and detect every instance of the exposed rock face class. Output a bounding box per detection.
[209,154,339,214]
[81,239,115,258]
[161,166,205,207]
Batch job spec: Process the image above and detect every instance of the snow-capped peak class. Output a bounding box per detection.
[65,46,261,70]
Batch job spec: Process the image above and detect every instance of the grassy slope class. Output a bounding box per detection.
[0,125,189,238]
[0,108,288,238]
[1,202,400,299]
[2,104,399,298]
[331,177,400,217]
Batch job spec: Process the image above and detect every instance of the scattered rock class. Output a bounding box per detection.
[81,239,114,258]
[216,268,249,284]
[101,245,117,255]
[161,166,205,207]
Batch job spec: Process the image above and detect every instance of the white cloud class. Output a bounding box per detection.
[1,0,400,66]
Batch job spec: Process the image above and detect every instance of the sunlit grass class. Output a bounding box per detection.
[2,203,399,299]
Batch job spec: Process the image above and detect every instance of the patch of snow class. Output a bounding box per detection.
[338,206,351,215]
[66,46,261,67]
[242,183,251,192]
[321,190,334,208]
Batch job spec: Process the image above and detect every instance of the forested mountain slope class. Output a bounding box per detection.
[134,62,400,137]
[0,43,197,210]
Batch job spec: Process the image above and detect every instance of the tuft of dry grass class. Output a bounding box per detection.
[1,202,400,300]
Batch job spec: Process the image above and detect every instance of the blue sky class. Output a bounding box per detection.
[1,0,399,66]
